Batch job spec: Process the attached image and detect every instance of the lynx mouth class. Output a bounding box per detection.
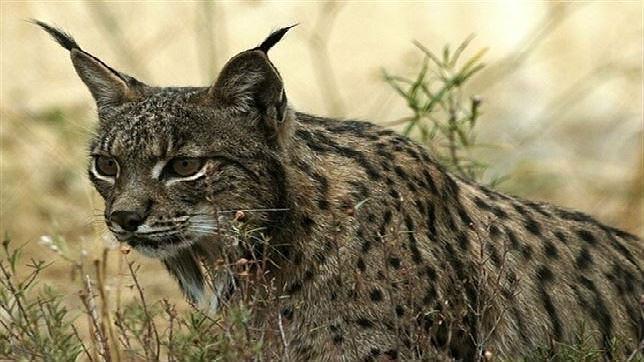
[108,228,192,253]
[106,213,223,257]
[126,234,185,249]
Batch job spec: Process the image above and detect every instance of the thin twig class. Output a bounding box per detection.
[126,260,161,360]
[277,310,289,359]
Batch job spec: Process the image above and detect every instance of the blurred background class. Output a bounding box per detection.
[1,2,641,304]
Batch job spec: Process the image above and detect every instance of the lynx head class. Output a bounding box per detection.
[36,21,295,258]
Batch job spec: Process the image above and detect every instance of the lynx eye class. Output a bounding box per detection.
[95,156,118,177]
[168,158,204,177]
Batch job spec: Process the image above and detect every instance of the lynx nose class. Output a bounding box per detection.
[110,210,145,232]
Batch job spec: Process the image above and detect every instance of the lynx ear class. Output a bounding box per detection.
[34,20,144,107]
[209,26,295,127]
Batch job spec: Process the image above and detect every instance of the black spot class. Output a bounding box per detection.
[409,241,422,264]
[506,229,520,250]
[513,203,529,216]
[303,270,314,281]
[406,147,420,160]
[302,216,315,228]
[524,217,542,236]
[414,199,425,214]
[557,209,593,223]
[486,242,501,266]
[480,186,499,200]
[474,196,491,210]
[492,206,508,219]
[526,201,552,217]
[395,305,405,317]
[329,324,343,345]
[419,150,431,162]
[393,135,411,145]
[540,287,563,340]
[606,263,634,296]
[389,188,400,200]
[507,307,530,347]
[443,242,467,281]
[458,208,473,226]
[292,252,303,265]
[356,318,374,328]
[577,276,614,354]
[340,198,354,211]
[333,275,343,287]
[521,244,533,260]
[357,258,366,272]
[276,243,291,261]
[605,225,638,241]
[314,249,328,265]
[287,281,302,294]
[295,344,313,360]
[347,288,358,300]
[575,248,593,270]
[361,239,372,253]
[443,175,460,197]
[506,269,518,284]
[370,289,383,302]
[405,216,423,264]
[576,229,597,245]
[384,349,399,359]
[425,266,437,281]
[404,214,414,230]
[489,225,502,239]
[330,291,337,301]
[394,166,408,180]
[601,227,639,267]
[326,120,374,135]
[377,148,394,160]
[388,257,401,269]
[457,232,469,251]
[377,129,396,136]
[445,208,457,230]
[536,265,554,282]
[370,348,381,357]
[349,180,370,200]
[318,195,329,210]
[383,210,392,225]
[380,160,392,171]
[281,306,293,320]
[554,230,567,243]
[543,241,559,258]
[422,287,437,304]
[422,170,439,194]
[426,201,437,240]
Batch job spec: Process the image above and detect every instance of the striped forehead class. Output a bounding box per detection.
[99,129,173,158]
[96,114,177,158]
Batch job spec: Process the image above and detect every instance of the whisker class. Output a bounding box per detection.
[216,208,290,214]
[185,208,290,218]
[187,228,220,234]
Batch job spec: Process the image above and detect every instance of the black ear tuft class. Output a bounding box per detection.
[256,25,297,53]
[33,19,145,107]
[30,19,80,51]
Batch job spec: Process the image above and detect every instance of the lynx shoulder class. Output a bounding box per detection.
[36,21,642,360]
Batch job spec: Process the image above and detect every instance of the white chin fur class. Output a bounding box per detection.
[131,238,195,259]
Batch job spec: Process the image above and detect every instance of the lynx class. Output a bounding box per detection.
[37,21,642,360]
